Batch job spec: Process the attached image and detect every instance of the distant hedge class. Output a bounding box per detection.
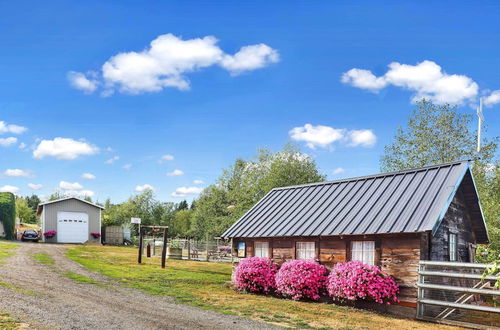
[0,192,16,240]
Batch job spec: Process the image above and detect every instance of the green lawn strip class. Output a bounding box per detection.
[0,243,18,263]
[32,253,55,265]
[62,271,106,287]
[66,246,450,330]
[0,280,38,297]
[0,312,22,330]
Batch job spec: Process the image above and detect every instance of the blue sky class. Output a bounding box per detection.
[1,1,499,203]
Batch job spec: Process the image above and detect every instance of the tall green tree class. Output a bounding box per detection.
[381,99,497,171]
[26,194,40,213]
[15,197,37,223]
[190,145,325,239]
[380,99,499,261]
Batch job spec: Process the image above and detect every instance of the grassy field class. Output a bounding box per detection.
[0,242,18,263]
[67,245,452,329]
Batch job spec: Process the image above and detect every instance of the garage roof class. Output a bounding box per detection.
[37,197,105,215]
[222,161,488,243]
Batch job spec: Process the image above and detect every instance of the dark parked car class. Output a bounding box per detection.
[21,230,40,242]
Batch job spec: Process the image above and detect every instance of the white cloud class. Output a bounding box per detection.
[2,169,31,177]
[347,129,377,147]
[64,189,95,198]
[122,164,132,170]
[81,173,96,180]
[33,137,98,160]
[0,185,19,193]
[135,184,155,192]
[171,186,203,198]
[18,142,26,149]
[0,137,17,147]
[220,44,279,75]
[59,181,83,191]
[160,154,174,161]
[341,68,387,92]
[67,71,98,93]
[289,124,377,149]
[484,90,500,107]
[71,33,279,95]
[193,179,204,185]
[342,60,479,105]
[289,124,345,149]
[0,121,27,134]
[167,169,184,176]
[27,183,43,190]
[105,156,119,164]
[332,167,346,175]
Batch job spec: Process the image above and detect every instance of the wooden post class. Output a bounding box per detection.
[205,235,210,262]
[146,243,151,258]
[153,238,156,256]
[161,227,168,269]
[138,225,143,264]
[187,239,191,260]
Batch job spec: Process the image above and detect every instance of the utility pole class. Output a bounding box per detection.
[477,98,484,153]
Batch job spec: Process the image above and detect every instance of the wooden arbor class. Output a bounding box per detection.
[137,225,169,268]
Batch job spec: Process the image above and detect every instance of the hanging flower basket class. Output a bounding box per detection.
[44,230,57,238]
[91,232,101,239]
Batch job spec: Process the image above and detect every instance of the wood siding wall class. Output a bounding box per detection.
[430,186,476,262]
[234,233,421,304]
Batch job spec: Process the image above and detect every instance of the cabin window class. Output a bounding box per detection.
[351,241,375,265]
[237,242,246,258]
[449,233,457,261]
[254,242,269,257]
[296,242,315,260]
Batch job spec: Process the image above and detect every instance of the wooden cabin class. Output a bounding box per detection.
[222,161,489,315]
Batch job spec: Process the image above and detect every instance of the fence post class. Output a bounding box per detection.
[205,238,210,262]
[187,239,191,260]
[137,225,143,264]
[417,262,425,318]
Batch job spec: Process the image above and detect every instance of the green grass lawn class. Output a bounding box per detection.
[32,253,55,265]
[0,242,18,263]
[67,245,453,329]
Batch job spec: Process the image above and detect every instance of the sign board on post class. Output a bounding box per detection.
[131,217,141,224]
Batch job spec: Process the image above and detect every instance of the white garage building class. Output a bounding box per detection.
[37,197,103,244]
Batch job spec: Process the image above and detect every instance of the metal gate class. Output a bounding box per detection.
[417,260,500,328]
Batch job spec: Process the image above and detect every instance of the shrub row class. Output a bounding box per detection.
[233,257,399,304]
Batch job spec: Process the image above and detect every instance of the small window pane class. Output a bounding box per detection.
[449,233,457,261]
[296,242,315,260]
[254,242,269,258]
[351,241,375,265]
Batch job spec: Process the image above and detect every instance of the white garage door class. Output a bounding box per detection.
[57,212,89,243]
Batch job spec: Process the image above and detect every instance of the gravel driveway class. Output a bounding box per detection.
[0,243,276,330]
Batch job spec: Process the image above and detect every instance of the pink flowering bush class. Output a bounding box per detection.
[90,232,101,238]
[327,261,399,304]
[43,230,57,238]
[233,257,278,294]
[275,260,328,301]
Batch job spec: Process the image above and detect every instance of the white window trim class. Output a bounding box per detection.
[449,233,457,262]
[351,240,376,265]
[296,241,316,260]
[254,241,269,258]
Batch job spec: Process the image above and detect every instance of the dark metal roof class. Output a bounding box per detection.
[222,161,488,242]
